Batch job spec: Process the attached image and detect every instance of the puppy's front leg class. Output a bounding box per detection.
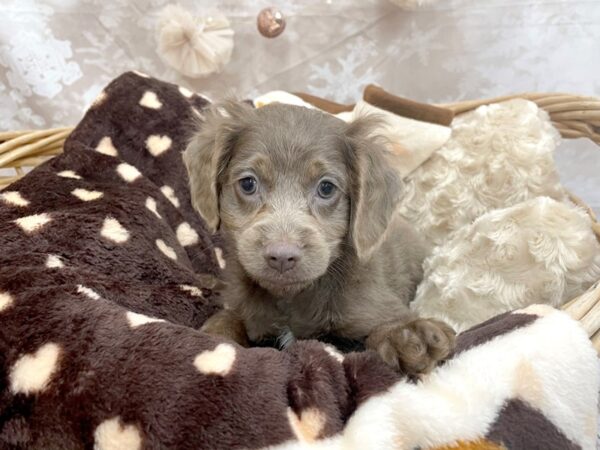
[201,309,250,347]
[366,317,456,375]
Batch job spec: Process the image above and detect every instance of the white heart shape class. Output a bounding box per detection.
[176,222,199,247]
[1,191,30,207]
[13,213,52,234]
[10,342,61,394]
[116,163,142,183]
[146,135,172,157]
[139,91,162,109]
[194,343,236,376]
[101,217,130,244]
[96,136,118,157]
[71,188,104,202]
[94,417,142,450]
[156,239,177,260]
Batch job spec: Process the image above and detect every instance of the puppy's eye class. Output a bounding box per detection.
[317,180,337,199]
[239,176,258,195]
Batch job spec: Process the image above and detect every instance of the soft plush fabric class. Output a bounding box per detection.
[398,99,568,248]
[397,98,600,331]
[412,196,600,332]
[0,72,598,450]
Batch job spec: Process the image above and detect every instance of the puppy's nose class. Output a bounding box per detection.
[264,242,301,273]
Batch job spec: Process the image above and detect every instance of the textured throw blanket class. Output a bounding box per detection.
[0,73,598,450]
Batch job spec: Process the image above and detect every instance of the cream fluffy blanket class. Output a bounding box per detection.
[401,100,600,331]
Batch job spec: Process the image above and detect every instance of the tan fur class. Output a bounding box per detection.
[201,308,249,347]
[184,101,455,374]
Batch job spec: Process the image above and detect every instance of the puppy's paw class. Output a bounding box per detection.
[366,319,455,375]
[201,309,250,347]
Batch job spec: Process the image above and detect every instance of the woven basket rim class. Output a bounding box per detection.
[1,91,600,352]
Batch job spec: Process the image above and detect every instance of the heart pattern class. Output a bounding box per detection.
[139,91,162,109]
[194,343,236,376]
[146,135,172,157]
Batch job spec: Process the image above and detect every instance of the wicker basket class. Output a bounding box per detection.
[1,93,600,352]
[0,127,73,188]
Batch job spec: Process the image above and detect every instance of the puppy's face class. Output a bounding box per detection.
[184,102,401,297]
[220,115,350,295]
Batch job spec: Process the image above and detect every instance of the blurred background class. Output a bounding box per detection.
[0,0,599,212]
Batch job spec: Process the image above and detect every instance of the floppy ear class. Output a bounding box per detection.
[345,116,403,261]
[183,101,254,233]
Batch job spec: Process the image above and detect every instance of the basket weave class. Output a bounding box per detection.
[0,127,73,188]
[1,93,600,352]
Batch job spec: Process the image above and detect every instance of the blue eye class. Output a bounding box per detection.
[239,176,257,195]
[317,180,336,199]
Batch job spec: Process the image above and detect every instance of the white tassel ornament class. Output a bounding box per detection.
[157,5,234,78]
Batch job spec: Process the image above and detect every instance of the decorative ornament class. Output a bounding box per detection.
[257,7,286,38]
[156,5,234,78]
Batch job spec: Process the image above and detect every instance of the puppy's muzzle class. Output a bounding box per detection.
[263,242,302,273]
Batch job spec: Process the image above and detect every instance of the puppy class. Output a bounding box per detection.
[183,101,455,374]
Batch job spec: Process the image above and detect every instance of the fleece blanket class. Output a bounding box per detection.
[0,72,598,450]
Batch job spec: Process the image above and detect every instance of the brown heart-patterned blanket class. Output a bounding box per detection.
[0,73,598,450]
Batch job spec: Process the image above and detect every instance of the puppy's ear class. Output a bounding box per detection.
[183,101,254,233]
[345,116,402,261]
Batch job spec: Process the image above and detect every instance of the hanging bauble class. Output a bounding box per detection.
[257,7,286,38]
